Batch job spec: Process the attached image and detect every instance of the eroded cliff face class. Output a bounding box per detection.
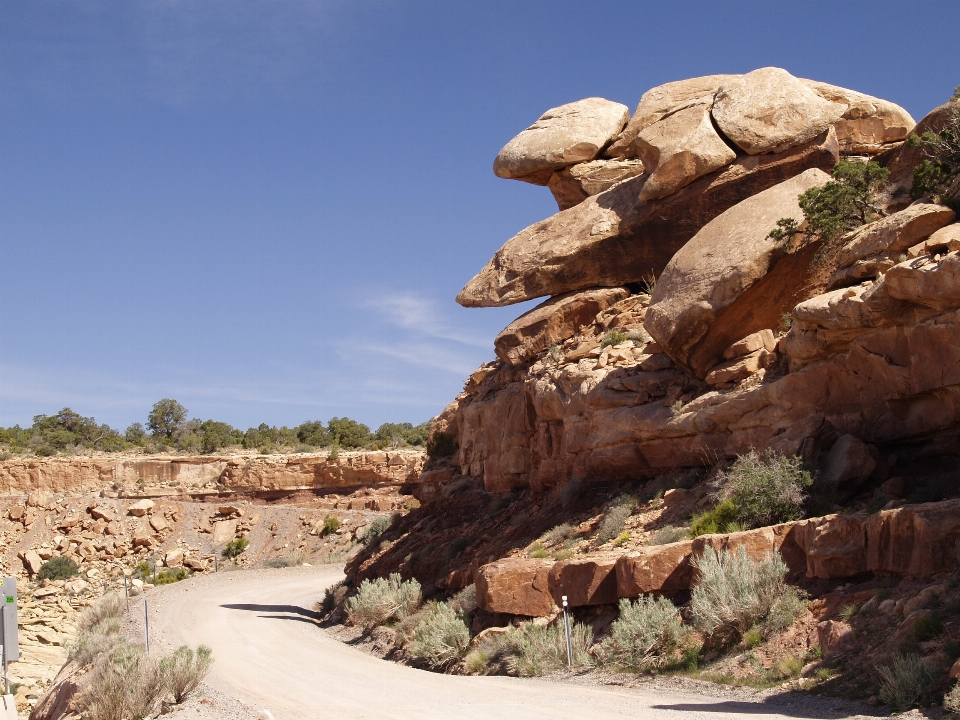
[431,70,960,498]
[0,450,425,495]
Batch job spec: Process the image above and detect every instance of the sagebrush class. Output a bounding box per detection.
[70,594,126,666]
[408,602,471,670]
[159,644,213,704]
[82,644,165,720]
[689,547,806,646]
[878,653,935,711]
[597,494,637,544]
[598,596,685,670]
[345,573,422,629]
[474,621,593,676]
[714,449,812,529]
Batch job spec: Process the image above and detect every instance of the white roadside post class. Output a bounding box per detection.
[144,599,150,653]
[562,595,573,668]
[1,577,20,720]
[123,575,130,612]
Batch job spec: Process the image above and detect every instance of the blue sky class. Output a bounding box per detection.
[1,0,957,432]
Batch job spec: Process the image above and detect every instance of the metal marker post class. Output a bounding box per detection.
[144,600,150,654]
[562,595,573,668]
[1,644,6,697]
[123,576,130,612]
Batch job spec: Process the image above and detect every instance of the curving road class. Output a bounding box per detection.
[148,565,864,720]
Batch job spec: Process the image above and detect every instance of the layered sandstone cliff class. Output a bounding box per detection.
[0,450,424,495]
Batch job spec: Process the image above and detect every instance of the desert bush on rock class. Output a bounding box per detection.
[223,536,250,558]
[601,329,627,349]
[690,499,740,537]
[943,681,960,713]
[714,450,812,529]
[878,653,936,711]
[155,567,189,585]
[321,515,340,536]
[38,555,78,581]
[409,602,471,670]
[159,644,214,704]
[478,621,593,677]
[648,525,689,545]
[345,573,422,629]
[365,515,392,544]
[542,523,574,546]
[426,430,458,458]
[909,104,960,210]
[689,547,806,647]
[598,596,685,670]
[597,494,637,544]
[768,159,889,246]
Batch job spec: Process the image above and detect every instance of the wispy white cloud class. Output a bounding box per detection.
[373,292,490,348]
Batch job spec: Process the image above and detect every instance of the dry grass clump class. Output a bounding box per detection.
[542,523,574,546]
[878,653,936,711]
[82,644,165,720]
[943,681,960,713]
[408,602,471,670]
[345,573,422,629]
[689,547,806,647]
[70,593,126,666]
[597,596,685,670]
[648,525,688,545]
[159,644,214,703]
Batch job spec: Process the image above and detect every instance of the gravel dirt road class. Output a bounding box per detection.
[146,565,878,720]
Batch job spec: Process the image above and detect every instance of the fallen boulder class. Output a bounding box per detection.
[475,557,555,616]
[646,168,831,377]
[547,555,619,607]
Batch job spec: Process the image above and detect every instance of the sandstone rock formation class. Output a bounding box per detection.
[712,68,846,155]
[458,128,838,307]
[547,159,646,210]
[475,499,960,615]
[645,168,830,377]
[0,450,425,495]
[493,98,629,184]
[494,287,628,365]
[635,105,737,201]
[606,74,739,158]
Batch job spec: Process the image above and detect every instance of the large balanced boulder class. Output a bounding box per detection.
[646,168,831,378]
[458,128,838,307]
[547,159,646,211]
[494,287,629,365]
[635,105,737,201]
[802,80,915,154]
[607,74,739,158]
[493,98,629,185]
[712,68,846,155]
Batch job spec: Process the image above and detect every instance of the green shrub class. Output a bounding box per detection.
[597,494,637,544]
[878,653,935,711]
[908,104,960,206]
[768,160,889,247]
[445,537,470,560]
[690,499,739,537]
[223,537,250,559]
[648,525,688,545]
[37,555,79,581]
[689,547,806,647]
[426,431,458,458]
[742,629,763,648]
[598,596,685,670]
[365,515,392,544]
[601,330,628,349]
[345,573,422,629]
[483,621,593,676]
[155,567,189,585]
[716,450,812,529]
[159,644,213,704]
[409,602,471,670]
[912,611,944,643]
[321,515,340,536]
